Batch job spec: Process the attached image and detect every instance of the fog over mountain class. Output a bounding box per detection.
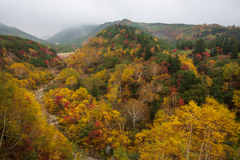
[47,25,96,43]
[0,0,240,39]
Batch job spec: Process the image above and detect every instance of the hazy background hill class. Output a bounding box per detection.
[0,23,47,44]
[47,25,96,44]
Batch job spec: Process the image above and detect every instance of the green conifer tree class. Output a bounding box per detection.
[231,43,238,59]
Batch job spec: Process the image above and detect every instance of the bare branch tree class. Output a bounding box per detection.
[122,99,148,129]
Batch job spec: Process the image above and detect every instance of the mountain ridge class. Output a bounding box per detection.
[49,19,236,49]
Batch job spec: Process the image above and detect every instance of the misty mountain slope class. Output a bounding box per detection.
[0,23,47,44]
[47,25,97,44]
[69,19,149,46]
[48,19,236,50]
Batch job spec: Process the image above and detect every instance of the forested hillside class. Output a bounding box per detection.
[1,24,240,159]
[43,24,240,159]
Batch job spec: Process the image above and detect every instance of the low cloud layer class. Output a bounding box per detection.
[0,0,239,39]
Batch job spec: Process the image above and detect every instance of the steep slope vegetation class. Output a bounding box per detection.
[0,36,79,159]
[0,35,61,68]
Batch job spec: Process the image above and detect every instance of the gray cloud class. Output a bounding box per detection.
[0,0,239,39]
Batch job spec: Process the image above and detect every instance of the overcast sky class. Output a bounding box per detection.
[0,0,240,39]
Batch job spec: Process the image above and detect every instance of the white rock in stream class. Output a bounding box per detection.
[49,115,58,122]
[48,115,59,127]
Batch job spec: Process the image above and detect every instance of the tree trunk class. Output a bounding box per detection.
[133,119,136,129]
[0,109,7,148]
[199,127,208,160]
[186,120,193,160]
[119,85,122,100]
[230,73,233,89]
[199,141,205,160]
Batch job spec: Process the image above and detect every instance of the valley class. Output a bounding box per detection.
[0,21,240,159]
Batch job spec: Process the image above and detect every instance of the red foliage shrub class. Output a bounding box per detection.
[195,53,202,61]
[178,97,185,106]
[171,87,178,94]
[95,121,100,128]
[65,101,69,108]
[177,74,183,85]
[45,60,49,66]
[124,40,129,45]
[181,63,189,70]
[55,95,63,104]
[111,43,115,49]
[89,130,102,139]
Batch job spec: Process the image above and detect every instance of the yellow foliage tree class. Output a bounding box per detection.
[71,86,92,103]
[58,67,80,83]
[7,62,53,89]
[65,76,78,87]
[199,74,213,87]
[137,97,240,160]
[138,82,160,103]
[43,87,74,114]
[9,62,29,78]
[94,69,108,82]
[206,60,216,69]
[2,47,7,57]
[223,62,240,88]
[233,90,240,108]
[179,57,198,76]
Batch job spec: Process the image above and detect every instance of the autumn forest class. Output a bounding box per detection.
[1,22,240,160]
